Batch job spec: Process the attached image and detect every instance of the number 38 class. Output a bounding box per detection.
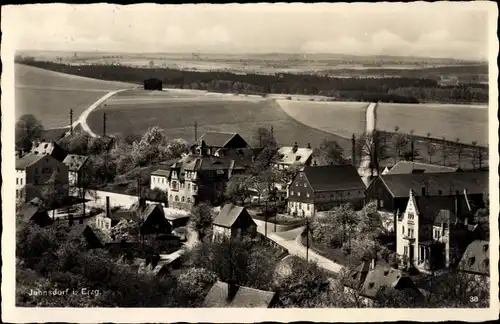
[469,296,479,303]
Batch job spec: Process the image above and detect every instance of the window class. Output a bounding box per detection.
[402,226,405,235]
[290,191,294,196]
[404,246,408,255]
[297,192,301,197]
[169,194,173,201]
[193,185,197,191]
[408,213,414,220]
[307,204,310,211]
[291,202,294,207]
[296,183,298,187]
[298,203,302,209]
[188,183,191,191]
[16,178,18,185]
[304,183,307,187]
[187,197,191,203]
[20,178,22,185]
[306,193,310,198]
[35,168,39,174]
[16,190,19,197]
[175,195,179,202]
[172,181,178,191]
[182,196,185,202]
[409,229,414,238]
[379,200,384,208]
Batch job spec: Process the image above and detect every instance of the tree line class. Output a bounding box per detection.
[17,59,487,104]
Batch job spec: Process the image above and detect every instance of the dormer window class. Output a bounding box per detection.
[295,156,301,161]
[468,257,476,266]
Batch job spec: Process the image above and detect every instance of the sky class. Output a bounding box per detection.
[3,3,493,61]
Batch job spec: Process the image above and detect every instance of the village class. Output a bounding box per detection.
[15,81,490,308]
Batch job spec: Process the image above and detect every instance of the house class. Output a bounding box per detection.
[203,281,277,308]
[90,212,112,231]
[67,218,112,249]
[396,189,484,273]
[62,154,89,187]
[364,171,488,232]
[384,161,461,175]
[144,78,162,91]
[129,199,172,236]
[344,261,420,306]
[30,140,67,162]
[16,153,69,203]
[195,132,249,156]
[274,142,313,170]
[164,213,190,229]
[458,240,490,277]
[287,164,366,217]
[212,204,257,242]
[166,153,245,210]
[17,204,53,227]
[150,168,171,191]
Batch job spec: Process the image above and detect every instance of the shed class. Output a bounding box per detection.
[144,78,163,91]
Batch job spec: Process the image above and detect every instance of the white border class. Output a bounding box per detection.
[2,2,499,323]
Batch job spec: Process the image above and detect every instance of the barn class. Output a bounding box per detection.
[144,78,162,91]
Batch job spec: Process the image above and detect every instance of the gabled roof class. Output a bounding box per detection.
[301,165,365,192]
[16,204,49,223]
[203,281,276,308]
[213,204,253,228]
[129,201,163,222]
[276,146,313,165]
[458,240,490,276]
[379,171,488,198]
[63,154,88,172]
[385,161,459,175]
[198,132,246,148]
[360,265,407,299]
[16,152,45,169]
[172,154,239,174]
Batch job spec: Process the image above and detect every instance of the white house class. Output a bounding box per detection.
[62,154,89,187]
[150,168,171,192]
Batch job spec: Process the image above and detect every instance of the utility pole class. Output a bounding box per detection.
[194,121,198,142]
[70,109,73,134]
[103,112,107,137]
[351,134,356,167]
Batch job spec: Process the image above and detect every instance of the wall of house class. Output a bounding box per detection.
[288,171,314,217]
[364,178,395,212]
[212,225,231,242]
[150,175,169,191]
[397,193,419,267]
[91,214,112,231]
[24,156,69,202]
[16,170,26,201]
[168,170,197,210]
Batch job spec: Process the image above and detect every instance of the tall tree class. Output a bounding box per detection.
[314,139,346,166]
[425,132,437,163]
[356,131,390,177]
[391,130,409,164]
[188,203,214,243]
[455,137,463,168]
[15,114,45,151]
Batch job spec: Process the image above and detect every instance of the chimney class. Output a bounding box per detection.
[139,197,146,208]
[106,196,110,218]
[227,281,239,302]
[421,186,426,196]
[307,143,311,149]
[292,142,298,153]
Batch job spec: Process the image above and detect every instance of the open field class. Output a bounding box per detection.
[276,100,368,139]
[15,64,134,128]
[376,103,488,146]
[87,90,352,150]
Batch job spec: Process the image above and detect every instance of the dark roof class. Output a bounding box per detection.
[386,161,459,175]
[413,195,457,224]
[16,153,45,169]
[109,209,137,223]
[63,154,88,172]
[151,168,171,177]
[302,165,365,192]
[172,154,241,175]
[213,204,254,228]
[434,209,458,225]
[129,201,164,222]
[203,281,276,308]
[41,128,68,142]
[219,148,264,168]
[17,204,49,223]
[198,132,242,148]
[360,265,407,299]
[458,240,490,276]
[379,171,488,198]
[67,219,112,246]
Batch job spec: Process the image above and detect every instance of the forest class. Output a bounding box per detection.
[17,58,488,104]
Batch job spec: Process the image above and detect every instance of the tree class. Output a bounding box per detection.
[391,130,409,164]
[146,188,168,206]
[426,132,437,163]
[15,114,45,151]
[253,127,277,148]
[273,256,332,308]
[454,137,464,168]
[188,203,214,243]
[177,267,218,306]
[314,139,347,166]
[329,203,360,253]
[441,137,451,166]
[356,131,391,177]
[224,174,253,205]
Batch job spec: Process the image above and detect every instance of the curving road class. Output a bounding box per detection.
[51,89,129,137]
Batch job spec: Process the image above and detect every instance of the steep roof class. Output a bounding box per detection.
[276,146,313,165]
[386,161,459,175]
[16,153,45,170]
[458,240,490,276]
[63,154,88,172]
[360,265,407,299]
[129,201,163,222]
[213,204,252,228]
[302,165,365,192]
[16,204,50,224]
[203,281,276,308]
[198,132,245,148]
[379,171,488,198]
[172,154,240,175]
